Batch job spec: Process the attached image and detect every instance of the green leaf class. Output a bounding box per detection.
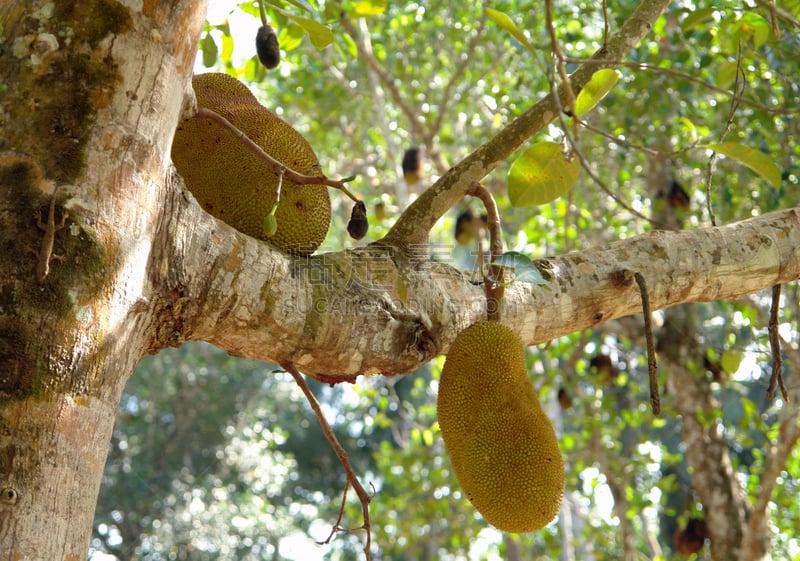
[285,13,334,49]
[679,117,697,142]
[720,350,742,375]
[277,24,305,52]
[214,21,231,36]
[492,252,548,285]
[265,0,314,14]
[681,7,716,31]
[221,31,234,64]
[717,60,740,90]
[702,142,782,188]
[737,12,771,48]
[485,8,536,56]
[353,0,387,16]
[200,33,218,67]
[508,141,580,207]
[575,69,619,117]
[269,5,334,50]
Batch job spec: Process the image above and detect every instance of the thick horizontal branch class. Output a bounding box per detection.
[505,206,800,345]
[161,189,800,382]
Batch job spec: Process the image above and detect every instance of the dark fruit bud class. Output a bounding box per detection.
[455,210,487,246]
[557,387,573,410]
[674,518,708,556]
[402,147,422,185]
[347,200,368,240]
[454,210,475,245]
[590,353,615,384]
[668,179,691,209]
[256,25,280,70]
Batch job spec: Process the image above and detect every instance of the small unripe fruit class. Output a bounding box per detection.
[347,200,368,240]
[263,211,278,238]
[255,25,280,70]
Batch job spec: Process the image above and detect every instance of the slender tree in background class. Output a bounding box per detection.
[1,1,798,560]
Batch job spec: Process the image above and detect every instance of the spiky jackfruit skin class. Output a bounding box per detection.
[437,321,564,533]
[171,73,331,256]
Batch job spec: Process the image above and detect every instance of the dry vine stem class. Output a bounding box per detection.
[767,284,788,401]
[634,272,660,415]
[282,363,373,560]
[194,107,360,202]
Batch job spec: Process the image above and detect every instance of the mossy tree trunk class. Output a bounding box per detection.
[0,1,798,560]
[0,1,206,558]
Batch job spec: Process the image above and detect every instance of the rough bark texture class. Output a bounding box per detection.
[0,0,206,558]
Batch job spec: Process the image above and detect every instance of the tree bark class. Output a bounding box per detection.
[0,0,206,558]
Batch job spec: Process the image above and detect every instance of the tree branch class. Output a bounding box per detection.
[384,0,672,247]
[164,183,800,381]
[737,381,800,561]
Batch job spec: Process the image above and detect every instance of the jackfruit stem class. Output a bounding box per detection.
[467,182,505,322]
[257,0,268,27]
[194,107,359,202]
[274,169,284,206]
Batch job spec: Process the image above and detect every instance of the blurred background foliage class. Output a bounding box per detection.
[92,0,799,559]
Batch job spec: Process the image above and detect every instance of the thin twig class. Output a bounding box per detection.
[703,46,745,227]
[575,118,665,156]
[339,17,427,147]
[755,0,794,32]
[634,272,660,415]
[545,0,577,118]
[282,363,373,560]
[385,0,673,246]
[193,108,359,202]
[467,182,504,322]
[319,481,350,545]
[767,284,788,401]
[430,12,488,145]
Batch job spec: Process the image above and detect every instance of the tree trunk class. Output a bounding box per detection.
[650,157,749,561]
[0,0,206,558]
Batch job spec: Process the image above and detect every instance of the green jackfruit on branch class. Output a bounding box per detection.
[437,321,565,533]
[171,72,331,256]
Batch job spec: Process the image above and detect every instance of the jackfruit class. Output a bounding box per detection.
[172,72,331,256]
[437,321,564,533]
